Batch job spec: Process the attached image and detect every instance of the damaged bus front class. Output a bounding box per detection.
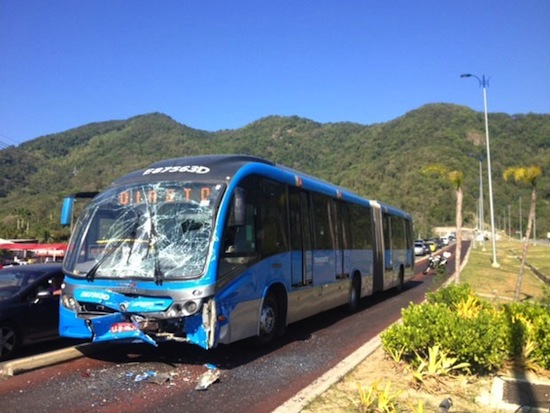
[59,177,226,350]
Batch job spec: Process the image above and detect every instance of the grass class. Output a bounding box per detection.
[461,239,549,303]
[302,239,550,413]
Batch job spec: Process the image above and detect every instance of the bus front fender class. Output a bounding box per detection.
[86,312,158,347]
[185,298,219,350]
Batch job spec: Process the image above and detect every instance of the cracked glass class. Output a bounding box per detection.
[64,181,225,280]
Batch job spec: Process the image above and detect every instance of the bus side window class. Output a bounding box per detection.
[219,188,258,275]
[258,179,288,259]
[223,205,256,256]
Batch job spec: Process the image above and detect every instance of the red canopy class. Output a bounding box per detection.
[0,242,67,252]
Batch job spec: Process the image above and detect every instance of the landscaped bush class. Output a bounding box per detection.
[502,301,550,370]
[380,283,550,374]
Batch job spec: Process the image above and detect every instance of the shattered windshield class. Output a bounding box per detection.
[64,181,225,281]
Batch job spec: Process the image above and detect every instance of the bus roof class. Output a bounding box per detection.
[108,154,410,218]
[110,154,275,186]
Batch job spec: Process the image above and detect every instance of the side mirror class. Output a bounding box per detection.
[60,192,99,227]
[233,188,246,227]
[32,289,53,304]
[60,197,75,227]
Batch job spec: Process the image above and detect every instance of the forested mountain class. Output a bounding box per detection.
[1,104,549,241]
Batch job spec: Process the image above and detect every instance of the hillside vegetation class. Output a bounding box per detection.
[0,104,549,242]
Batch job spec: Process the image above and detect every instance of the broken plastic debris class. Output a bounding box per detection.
[195,368,220,391]
[134,371,157,382]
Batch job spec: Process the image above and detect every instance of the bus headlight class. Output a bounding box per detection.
[61,294,78,310]
[184,300,198,314]
[167,300,201,317]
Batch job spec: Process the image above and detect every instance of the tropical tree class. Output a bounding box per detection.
[503,165,543,301]
[422,164,464,284]
[448,170,464,284]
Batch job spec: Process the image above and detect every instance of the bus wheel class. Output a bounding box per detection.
[347,275,361,312]
[257,292,279,346]
[396,266,405,293]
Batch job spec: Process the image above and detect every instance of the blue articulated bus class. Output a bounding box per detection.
[59,155,414,349]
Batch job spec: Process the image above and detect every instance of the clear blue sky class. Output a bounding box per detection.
[1,0,549,146]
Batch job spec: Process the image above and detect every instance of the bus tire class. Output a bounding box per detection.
[396,266,405,293]
[256,292,279,346]
[347,274,361,312]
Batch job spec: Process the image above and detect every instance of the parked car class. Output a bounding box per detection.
[0,263,64,361]
[428,237,444,249]
[414,240,429,256]
[424,240,437,253]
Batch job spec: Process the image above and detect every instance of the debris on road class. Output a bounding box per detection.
[195,364,220,391]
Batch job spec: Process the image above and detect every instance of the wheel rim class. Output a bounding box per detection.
[0,325,17,358]
[260,303,276,336]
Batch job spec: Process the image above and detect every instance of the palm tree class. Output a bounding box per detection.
[448,170,464,284]
[422,164,464,284]
[503,166,543,301]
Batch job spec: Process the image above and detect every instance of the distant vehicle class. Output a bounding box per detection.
[415,240,430,255]
[445,232,456,242]
[0,263,64,360]
[414,241,427,256]
[428,237,443,249]
[424,240,437,253]
[1,261,20,268]
[422,251,452,275]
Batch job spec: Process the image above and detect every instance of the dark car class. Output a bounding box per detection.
[0,263,64,360]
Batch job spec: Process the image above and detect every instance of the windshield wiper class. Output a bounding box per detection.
[144,203,164,286]
[85,244,118,282]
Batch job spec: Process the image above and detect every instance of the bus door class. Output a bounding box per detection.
[289,188,313,287]
[310,193,336,286]
[381,212,394,287]
[371,202,385,292]
[335,200,349,280]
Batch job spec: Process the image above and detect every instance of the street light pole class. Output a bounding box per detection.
[478,156,485,251]
[461,73,499,267]
[469,153,486,251]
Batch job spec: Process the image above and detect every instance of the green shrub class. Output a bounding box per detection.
[502,301,550,370]
[540,285,550,308]
[382,285,512,374]
[382,285,550,374]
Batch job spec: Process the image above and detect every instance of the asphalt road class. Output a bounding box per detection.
[0,243,466,413]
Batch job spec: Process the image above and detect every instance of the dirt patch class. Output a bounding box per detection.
[302,345,522,412]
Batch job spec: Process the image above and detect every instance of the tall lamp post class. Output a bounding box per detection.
[469,153,485,251]
[477,156,485,251]
[461,73,499,267]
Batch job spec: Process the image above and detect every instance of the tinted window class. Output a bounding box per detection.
[258,179,289,258]
[349,204,373,249]
[311,193,335,250]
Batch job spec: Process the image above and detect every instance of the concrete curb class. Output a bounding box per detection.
[0,342,110,376]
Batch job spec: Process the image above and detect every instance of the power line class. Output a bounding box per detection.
[0,132,22,148]
[0,139,12,150]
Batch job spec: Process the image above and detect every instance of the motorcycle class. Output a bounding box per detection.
[423,251,451,275]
